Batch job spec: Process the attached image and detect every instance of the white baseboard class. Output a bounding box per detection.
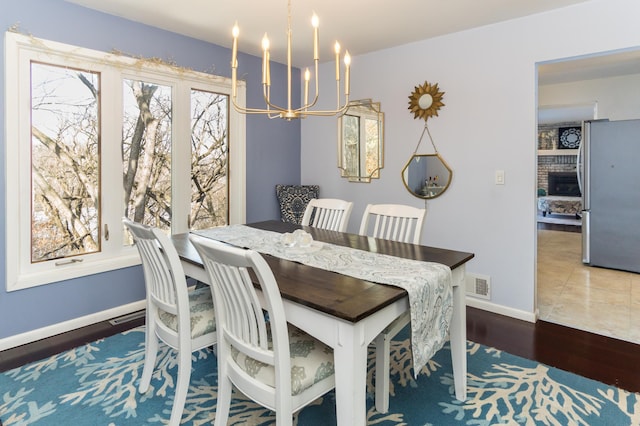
[0,297,536,352]
[466,296,537,323]
[0,300,146,352]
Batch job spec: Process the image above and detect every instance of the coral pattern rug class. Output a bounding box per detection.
[1,326,638,425]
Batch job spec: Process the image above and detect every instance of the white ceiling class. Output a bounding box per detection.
[66,0,588,66]
[538,48,640,85]
[65,0,640,83]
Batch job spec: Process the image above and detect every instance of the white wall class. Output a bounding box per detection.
[301,0,640,320]
[540,73,640,121]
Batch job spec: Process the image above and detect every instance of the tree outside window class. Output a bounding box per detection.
[5,32,245,290]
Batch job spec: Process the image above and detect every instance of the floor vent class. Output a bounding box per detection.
[466,273,491,299]
[108,311,145,326]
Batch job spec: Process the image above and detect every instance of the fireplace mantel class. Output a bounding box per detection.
[538,149,578,156]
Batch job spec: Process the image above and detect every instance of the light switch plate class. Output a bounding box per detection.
[495,170,505,185]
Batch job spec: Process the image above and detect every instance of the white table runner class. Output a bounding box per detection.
[193,225,452,376]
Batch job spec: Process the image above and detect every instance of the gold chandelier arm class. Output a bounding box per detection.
[231,95,281,118]
[296,99,351,118]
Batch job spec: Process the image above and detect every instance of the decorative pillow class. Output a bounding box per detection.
[275,185,319,224]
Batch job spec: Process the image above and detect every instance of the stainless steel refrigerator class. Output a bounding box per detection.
[579,119,640,273]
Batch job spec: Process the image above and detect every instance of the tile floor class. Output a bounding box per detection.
[537,229,640,343]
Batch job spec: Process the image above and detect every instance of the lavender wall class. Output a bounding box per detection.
[301,0,640,319]
[0,0,300,338]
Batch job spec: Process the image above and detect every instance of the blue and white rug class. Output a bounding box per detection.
[1,326,638,425]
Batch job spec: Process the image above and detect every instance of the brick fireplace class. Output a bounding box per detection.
[537,122,580,196]
[547,171,581,196]
[537,155,578,195]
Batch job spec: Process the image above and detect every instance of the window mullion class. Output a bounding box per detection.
[101,69,127,253]
[172,82,191,235]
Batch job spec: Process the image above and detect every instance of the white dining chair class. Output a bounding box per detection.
[301,198,354,232]
[358,203,427,413]
[359,203,426,244]
[189,235,336,426]
[123,218,216,426]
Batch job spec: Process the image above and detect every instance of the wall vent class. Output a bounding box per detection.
[108,310,145,326]
[466,273,491,299]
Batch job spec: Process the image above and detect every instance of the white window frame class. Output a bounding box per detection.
[4,32,246,291]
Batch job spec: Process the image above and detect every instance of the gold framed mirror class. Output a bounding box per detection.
[338,99,384,183]
[403,81,452,199]
[408,82,444,120]
[401,153,452,199]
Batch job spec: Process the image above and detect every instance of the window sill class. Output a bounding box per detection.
[7,253,141,292]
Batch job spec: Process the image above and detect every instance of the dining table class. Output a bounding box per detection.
[171,220,474,425]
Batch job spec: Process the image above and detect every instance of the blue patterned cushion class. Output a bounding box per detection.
[275,185,319,225]
[158,286,216,338]
[231,323,334,396]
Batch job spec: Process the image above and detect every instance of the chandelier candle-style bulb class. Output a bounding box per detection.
[304,68,311,107]
[344,51,351,95]
[231,23,239,66]
[312,13,319,61]
[231,24,239,97]
[261,34,270,86]
[334,41,341,81]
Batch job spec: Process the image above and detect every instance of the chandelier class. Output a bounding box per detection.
[230,0,351,120]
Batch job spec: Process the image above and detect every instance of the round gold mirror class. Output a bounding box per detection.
[402,153,452,199]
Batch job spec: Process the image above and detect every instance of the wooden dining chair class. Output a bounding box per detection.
[123,219,216,426]
[301,198,354,232]
[189,235,336,426]
[358,203,427,413]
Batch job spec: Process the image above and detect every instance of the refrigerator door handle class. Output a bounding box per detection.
[582,210,590,264]
[577,131,583,196]
[581,121,591,211]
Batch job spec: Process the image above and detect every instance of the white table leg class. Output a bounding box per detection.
[333,321,368,426]
[450,266,467,401]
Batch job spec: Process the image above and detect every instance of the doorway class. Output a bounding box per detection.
[536,48,640,343]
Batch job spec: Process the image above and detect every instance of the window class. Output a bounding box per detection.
[5,32,246,290]
[30,63,101,262]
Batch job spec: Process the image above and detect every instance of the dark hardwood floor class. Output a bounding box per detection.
[467,307,640,393]
[2,307,640,394]
[0,314,145,373]
[537,221,581,233]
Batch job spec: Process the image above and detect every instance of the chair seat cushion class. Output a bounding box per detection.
[158,286,216,338]
[232,324,334,396]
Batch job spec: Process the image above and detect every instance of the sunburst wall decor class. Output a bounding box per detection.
[408,81,445,121]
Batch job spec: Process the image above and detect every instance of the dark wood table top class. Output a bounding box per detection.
[173,220,474,323]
